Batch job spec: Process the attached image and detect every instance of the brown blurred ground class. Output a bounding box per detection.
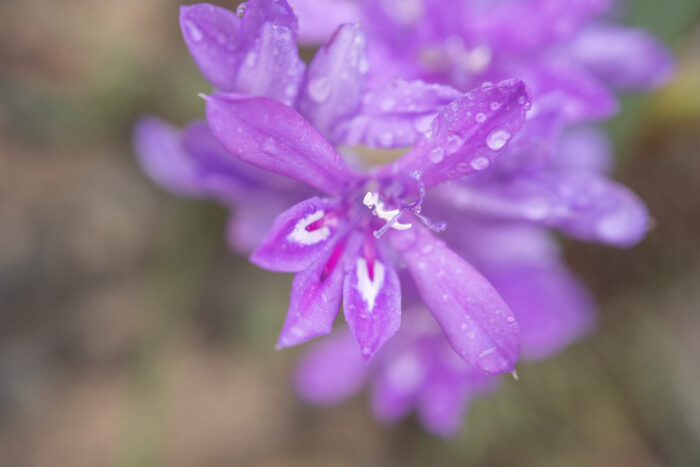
[1,1,700,466]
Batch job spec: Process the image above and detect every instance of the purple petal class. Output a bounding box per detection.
[371,346,427,423]
[277,238,348,348]
[295,330,368,405]
[471,0,610,52]
[342,236,402,360]
[240,0,299,38]
[391,226,520,374]
[451,171,649,247]
[526,59,618,123]
[234,20,306,106]
[180,4,243,91]
[288,0,361,43]
[333,79,462,149]
[570,24,675,91]
[226,201,286,254]
[555,125,613,174]
[180,2,305,105]
[133,117,204,197]
[251,196,343,272]
[205,93,361,194]
[381,79,531,190]
[298,23,368,139]
[416,370,466,437]
[486,264,595,360]
[489,108,563,176]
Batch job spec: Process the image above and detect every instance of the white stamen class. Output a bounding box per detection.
[356,257,385,311]
[287,210,330,245]
[363,192,412,230]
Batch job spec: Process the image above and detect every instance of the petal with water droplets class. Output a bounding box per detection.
[206,93,361,194]
[382,79,531,189]
[391,225,520,374]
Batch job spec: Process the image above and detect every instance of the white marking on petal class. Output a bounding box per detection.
[356,258,385,312]
[287,210,330,245]
[362,192,412,230]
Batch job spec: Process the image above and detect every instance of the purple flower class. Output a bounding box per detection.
[289,0,674,119]
[179,1,466,149]
[295,221,596,437]
[203,77,532,373]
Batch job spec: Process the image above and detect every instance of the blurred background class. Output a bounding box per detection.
[1,0,700,465]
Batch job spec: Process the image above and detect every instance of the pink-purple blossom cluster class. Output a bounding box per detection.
[134,0,673,436]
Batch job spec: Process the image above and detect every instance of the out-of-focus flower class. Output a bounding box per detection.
[289,0,675,104]
[295,311,499,437]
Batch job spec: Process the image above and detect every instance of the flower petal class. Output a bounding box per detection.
[298,23,368,139]
[288,0,361,43]
[133,117,204,197]
[333,79,462,149]
[450,171,649,247]
[471,0,610,52]
[391,225,520,374]
[234,20,306,106]
[371,345,427,423]
[180,4,243,91]
[342,236,402,360]
[526,59,618,123]
[206,93,361,194]
[571,24,675,91]
[251,196,344,272]
[277,238,348,348]
[295,329,368,405]
[382,79,531,190]
[555,125,613,174]
[180,2,305,105]
[486,263,595,360]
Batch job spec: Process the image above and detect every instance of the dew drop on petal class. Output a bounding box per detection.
[517,95,526,105]
[183,20,203,42]
[470,157,490,171]
[307,77,332,102]
[486,129,511,151]
[490,102,501,110]
[445,134,463,154]
[244,52,258,67]
[475,113,487,123]
[429,147,445,163]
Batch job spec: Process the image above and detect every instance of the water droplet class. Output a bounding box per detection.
[307,77,331,102]
[381,98,396,111]
[183,20,203,42]
[449,101,459,111]
[445,134,463,154]
[486,129,512,151]
[507,316,515,323]
[262,138,276,154]
[414,114,435,134]
[285,83,297,97]
[517,96,526,105]
[379,131,395,147]
[429,147,445,163]
[470,157,490,171]
[244,52,257,67]
[475,113,486,123]
[236,2,248,17]
[358,57,370,73]
[490,101,501,111]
